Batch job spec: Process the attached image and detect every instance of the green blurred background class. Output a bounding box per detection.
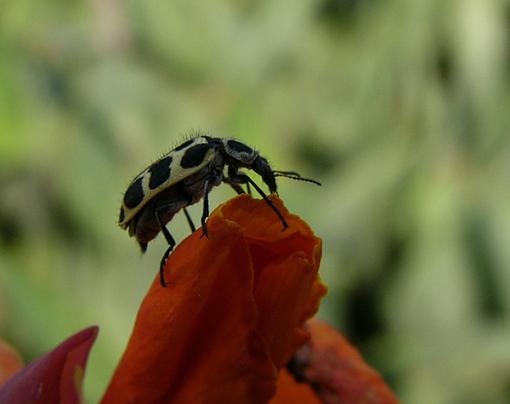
[1,0,510,402]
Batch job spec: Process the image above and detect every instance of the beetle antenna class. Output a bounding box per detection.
[273,170,321,186]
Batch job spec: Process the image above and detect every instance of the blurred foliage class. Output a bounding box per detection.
[1,0,510,402]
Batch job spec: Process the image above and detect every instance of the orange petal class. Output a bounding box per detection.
[219,195,326,368]
[271,369,320,404]
[287,319,399,404]
[0,339,23,386]
[102,195,326,403]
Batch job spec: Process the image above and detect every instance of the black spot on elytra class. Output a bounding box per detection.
[180,143,211,168]
[123,177,144,209]
[148,156,172,189]
[118,207,125,223]
[174,139,194,151]
[227,140,253,154]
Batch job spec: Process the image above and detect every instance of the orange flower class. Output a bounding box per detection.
[102,195,326,403]
[0,195,398,403]
[272,320,398,404]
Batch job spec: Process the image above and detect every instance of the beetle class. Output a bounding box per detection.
[119,134,320,287]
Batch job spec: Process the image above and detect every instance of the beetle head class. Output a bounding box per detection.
[252,155,277,193]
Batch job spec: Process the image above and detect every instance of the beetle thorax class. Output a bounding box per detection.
[221,138,258,166]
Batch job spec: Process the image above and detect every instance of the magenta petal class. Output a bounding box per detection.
[0,326,98,404]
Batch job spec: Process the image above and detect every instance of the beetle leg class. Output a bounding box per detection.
[229,172,289,231]
[158,246,173,287]
[155,206,177,287]
[155,207,176,247]
[183,207,196,233]
[226,166,251,195]
[231,182,246,195]
[200,177,212,238]
[200,173,224,238]
[223,177,245,195]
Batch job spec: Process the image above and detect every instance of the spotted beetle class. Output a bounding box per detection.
[119,135,320,287]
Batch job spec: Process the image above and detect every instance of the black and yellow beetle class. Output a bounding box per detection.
[119,134,320,287]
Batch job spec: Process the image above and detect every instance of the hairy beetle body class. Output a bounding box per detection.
[119,134,320,286]
[119,136,218,228]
